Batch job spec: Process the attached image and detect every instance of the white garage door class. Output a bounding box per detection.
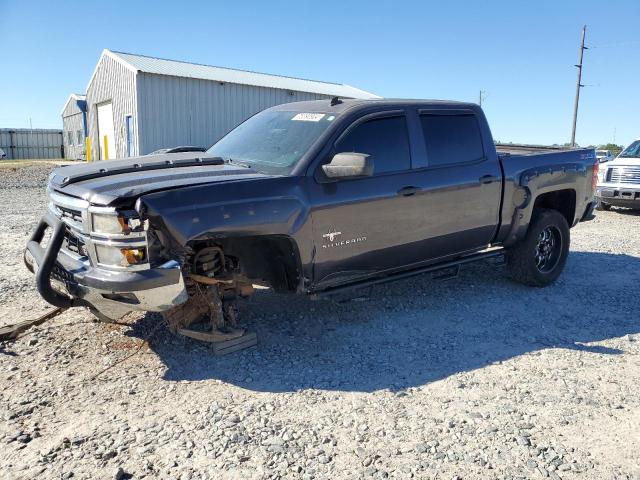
[97,102,115,160]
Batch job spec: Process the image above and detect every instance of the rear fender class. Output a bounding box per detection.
[502,162,586,247]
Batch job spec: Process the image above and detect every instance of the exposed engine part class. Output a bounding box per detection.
[161,245,256,351]
[189,273,234,285]
[193,246,225,277]
[164,281,225,328]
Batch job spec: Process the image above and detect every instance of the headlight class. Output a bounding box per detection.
[597,167,607,182]
[92,212,143,235]
[96,245,147,267]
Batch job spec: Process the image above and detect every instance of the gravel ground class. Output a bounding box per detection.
[1,163,639,480]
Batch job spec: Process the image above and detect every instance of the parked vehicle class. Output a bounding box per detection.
[149,146,207,155]
[25,99,598,334]
[596,149,615,163]
[596,139,640,210]
[0,147,6,159]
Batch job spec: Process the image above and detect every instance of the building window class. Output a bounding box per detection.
[77,130,83,146]
[67,131,73,146]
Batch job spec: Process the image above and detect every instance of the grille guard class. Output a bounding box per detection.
[24,212,87,309]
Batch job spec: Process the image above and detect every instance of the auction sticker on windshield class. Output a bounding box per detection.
[291,113,325,122]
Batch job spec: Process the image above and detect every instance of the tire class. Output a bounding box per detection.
[595,199,611,211]
[506,209,570,287]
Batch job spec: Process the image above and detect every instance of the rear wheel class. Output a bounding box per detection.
[506,209,570,287]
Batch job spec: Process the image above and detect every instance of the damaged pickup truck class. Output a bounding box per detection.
[25,99,598,340]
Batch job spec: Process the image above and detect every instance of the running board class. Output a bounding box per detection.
[310,249,505,298]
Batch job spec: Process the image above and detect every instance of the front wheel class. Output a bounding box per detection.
[506,209,570,287]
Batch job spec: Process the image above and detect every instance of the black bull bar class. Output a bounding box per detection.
[24,212,86,309]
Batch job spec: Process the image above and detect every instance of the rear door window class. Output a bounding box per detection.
[335,115,411,174]
[420,113,484,167]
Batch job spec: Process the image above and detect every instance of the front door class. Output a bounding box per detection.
[97,102,115,160]
[309,112,420,287]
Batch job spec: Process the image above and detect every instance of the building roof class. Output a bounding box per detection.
[60,93,87,116]
[97,49,380,99]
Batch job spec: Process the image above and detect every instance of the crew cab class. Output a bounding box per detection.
[596,139,640,210]
[25,99,598,329]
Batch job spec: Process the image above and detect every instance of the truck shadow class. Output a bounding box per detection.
[128,251,640,393]
[607,208,640,217]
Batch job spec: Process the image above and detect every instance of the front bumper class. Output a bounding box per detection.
[24,212,188,319]
[596,185,640,208]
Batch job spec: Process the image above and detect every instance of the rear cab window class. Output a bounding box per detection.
[420,113,485,167]
[335,115,411,175]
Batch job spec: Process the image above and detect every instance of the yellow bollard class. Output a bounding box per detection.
[85,137,91,162]
[103,135,109,160]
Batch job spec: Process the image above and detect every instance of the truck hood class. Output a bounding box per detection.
[49,152,274,206]
[608,156,640,167]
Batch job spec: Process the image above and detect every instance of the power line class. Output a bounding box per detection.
[591,40,640,49]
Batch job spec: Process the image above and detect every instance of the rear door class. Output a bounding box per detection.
[403,109,503,259]
[308,111,423,286]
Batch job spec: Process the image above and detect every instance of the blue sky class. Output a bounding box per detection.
[0,0,638,147]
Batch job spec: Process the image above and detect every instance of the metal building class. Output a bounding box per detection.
[61,94,88,160]
[81,49,379,161]
[0,128,63,160]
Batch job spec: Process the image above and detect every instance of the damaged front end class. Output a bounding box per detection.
[161,245,256,343]
[24,188,256,349]
[24,189,189,320]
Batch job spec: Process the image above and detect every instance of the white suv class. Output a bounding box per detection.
[596,139,640,210]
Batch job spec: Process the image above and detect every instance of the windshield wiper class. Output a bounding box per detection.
[224,158,252,168]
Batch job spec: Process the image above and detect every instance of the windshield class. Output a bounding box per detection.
[207,110,336,175]
[596,150,608,156]
[619,140,640,158]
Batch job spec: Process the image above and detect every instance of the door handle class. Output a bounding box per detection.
[479,175,500,184]
[398,186,422,196]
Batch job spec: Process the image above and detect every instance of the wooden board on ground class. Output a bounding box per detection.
[177,328,257,356]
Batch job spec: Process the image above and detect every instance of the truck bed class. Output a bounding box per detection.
[496,143,574,156]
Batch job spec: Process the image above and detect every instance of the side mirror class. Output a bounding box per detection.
[321,152,373,180]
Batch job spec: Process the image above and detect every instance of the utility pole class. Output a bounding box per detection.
[479,90,485,107]
[571,25,588,147]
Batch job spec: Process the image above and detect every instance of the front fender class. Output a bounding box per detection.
[139,177,311,244]
[138,177,315,284]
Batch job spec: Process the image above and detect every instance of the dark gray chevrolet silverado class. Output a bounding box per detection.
[25,99,598,334]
